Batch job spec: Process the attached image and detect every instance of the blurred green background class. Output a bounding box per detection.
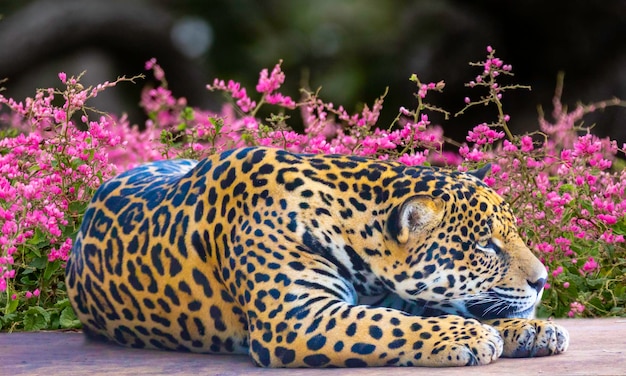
[1,0,624,145]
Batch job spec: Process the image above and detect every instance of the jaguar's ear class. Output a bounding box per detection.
[390,195,445,244]
[468,163,491,181]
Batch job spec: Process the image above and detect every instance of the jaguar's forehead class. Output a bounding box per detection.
[401,169,518,231]
[454,186,518,237]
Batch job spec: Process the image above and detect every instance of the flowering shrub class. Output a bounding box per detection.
[1,46,625,331]
[452,48,626,318]
[0,72,145,330]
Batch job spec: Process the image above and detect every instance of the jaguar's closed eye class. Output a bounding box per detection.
[476,239,500,254]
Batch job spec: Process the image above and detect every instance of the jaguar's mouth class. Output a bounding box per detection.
[464,290,537,320]
[466,301,535,319]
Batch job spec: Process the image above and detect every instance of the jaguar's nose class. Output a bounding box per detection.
[527,277,546,294]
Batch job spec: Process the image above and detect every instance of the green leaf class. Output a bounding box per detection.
[586,278,605,289]
[0,312,18,330]
[209,117,224,133]
[612,217,626,235]
[23,306,51,331]
[44,260,61,281]
[5,297,20,314]
[29,256,48,270]
[160,130,172,144]
[558,183,575,194]
[535,304,552,318]
[68,200,86,214]
[28,228,48,248]
[587,296,604,311]
[25,243,43,258]
[19,274,37,285]
[609,306,626,315]
[579,200,594,216]
[54,298,71,309]
[70,157,87,170]
[180,106,195,121]
[63,227,80,242]
[59,307,81,329]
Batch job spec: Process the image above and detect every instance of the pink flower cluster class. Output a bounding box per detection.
[452,48,626,318]
[466,118,624,294]
[490,127,626,269]
[0,73,126,294]
[466,123,505,146]
[209,79,257,113]
[483,46,512,76]
[568,301,586,317]
[25,289,40,299]
[256,62,296,108]
[208,60,296,114]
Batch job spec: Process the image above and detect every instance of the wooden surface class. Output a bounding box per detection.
[2,319,625,375]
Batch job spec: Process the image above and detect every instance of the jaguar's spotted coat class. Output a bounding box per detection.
[65,146,569,367]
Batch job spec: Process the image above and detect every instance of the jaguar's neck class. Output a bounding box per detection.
[299,223,390,299]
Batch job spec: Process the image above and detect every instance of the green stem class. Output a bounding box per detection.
[250,96,265,118]
[489,74,514,141]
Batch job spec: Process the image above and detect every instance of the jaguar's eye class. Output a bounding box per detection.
[476,239,499,255]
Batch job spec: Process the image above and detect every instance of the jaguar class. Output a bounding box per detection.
[65,146,569,367]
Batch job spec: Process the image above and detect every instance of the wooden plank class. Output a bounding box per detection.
[1,319,625,375]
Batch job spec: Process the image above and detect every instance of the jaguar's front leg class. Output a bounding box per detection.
[239,260,504,367]
[483,318,569,358]
[247,300,504,367]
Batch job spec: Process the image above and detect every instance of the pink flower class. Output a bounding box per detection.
[581,257,599,274]
[265,93,296,108]
[256,61,286,94]
[596,214,617,225]
[2,51,625,322]
[207,79,257,113]
[416,81,443,99]
[600,230,625,244]
[502,140,518,152]
[398,151,429,166]
[145,57,157,70]
[520,135,534,152]
[573,134,602,156]
[48,238,73,262]
[466,123,505,145]
[551,266,564,277]
[536,242,554,254]
[459,145,486,162]
[145,58,165,81]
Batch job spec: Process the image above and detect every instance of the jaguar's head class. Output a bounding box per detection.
[377,166,546,319]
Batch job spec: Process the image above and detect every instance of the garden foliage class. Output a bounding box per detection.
[1,47,625,331]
